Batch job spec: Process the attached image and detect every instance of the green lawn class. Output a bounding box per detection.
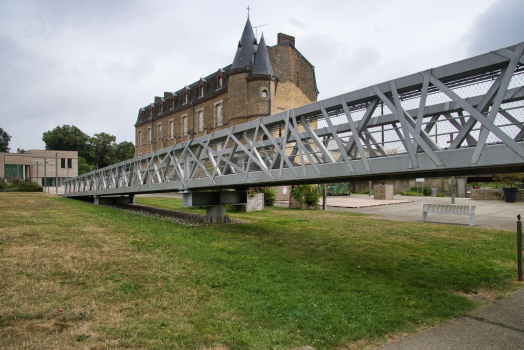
[0,193,520,349]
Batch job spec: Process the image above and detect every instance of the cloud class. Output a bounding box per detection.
[464,0,524,55]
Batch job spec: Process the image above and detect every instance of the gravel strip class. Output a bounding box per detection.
[103,203,249,226]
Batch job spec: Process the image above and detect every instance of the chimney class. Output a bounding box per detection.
[277,33,295,47]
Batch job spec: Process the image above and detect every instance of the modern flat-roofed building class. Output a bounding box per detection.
[0,150,78,187]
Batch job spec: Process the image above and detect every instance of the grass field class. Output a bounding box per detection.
[0,193,521,349]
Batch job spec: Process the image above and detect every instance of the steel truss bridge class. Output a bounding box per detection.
[64,41,524,221]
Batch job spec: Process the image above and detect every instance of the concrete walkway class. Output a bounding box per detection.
[374,288,524,350]
[278,194,524,232]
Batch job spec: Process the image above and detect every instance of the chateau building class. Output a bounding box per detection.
[134,18,318,156]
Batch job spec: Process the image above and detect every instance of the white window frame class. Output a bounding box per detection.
[214,100,223,127]
[168,119,174,139]
[183,93,188,104]
[197,108,204,132]
[147,127,152,144]
[157,123,162,142]
[182,114,188,136]
[138,131,142,146]
[218,76,223,88]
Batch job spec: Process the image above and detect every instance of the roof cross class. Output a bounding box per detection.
[247,5,250,18]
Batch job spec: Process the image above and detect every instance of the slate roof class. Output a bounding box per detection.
[231,18,258,71]
[249,33,274,77]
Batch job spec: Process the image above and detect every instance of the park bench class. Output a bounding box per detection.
[422,203,476,226]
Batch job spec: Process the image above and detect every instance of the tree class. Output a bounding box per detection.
[77,156,92,175]
[42,125,93,161]
[89,132,118,168]
[115,141,135,162]
[0,127,11,152]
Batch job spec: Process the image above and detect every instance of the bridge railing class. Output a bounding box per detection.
[64,41,524,197]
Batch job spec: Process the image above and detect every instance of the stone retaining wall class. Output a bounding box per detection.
[470,189,524,202]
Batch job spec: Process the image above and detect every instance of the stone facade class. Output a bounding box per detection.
[134,19,318,157]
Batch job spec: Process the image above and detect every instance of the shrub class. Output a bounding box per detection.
[262,188,275,206]
[290,184,319,209]
[410,186,431,196]
[493,173,524,188]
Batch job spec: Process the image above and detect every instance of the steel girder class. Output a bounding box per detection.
[64,41,524,197]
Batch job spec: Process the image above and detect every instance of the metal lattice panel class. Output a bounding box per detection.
[64,42,524,197]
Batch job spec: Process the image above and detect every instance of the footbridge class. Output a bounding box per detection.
[64,42,524,222]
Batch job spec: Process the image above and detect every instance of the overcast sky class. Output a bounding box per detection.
[1,0,523,151]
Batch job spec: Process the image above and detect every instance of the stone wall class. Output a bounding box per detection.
[471,189,524,201]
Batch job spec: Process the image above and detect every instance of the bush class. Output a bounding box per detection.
[290,184,320,208]
[262,188,275,206]
[0,179,43,192]
[410,186,431,196]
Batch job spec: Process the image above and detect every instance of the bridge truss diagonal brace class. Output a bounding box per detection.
[259,121,300,179]
[343,97,379,160]
[318,102,355,173]
[287,110,323,176]
[371,85,445,168]
[339,96,371,172]
[470,42,524,164]
[429,74,524,161]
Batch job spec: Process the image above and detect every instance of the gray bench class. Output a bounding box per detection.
[422,203,476,226]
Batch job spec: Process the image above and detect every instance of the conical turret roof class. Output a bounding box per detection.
[231,18,258,71]
[249,33,274,77]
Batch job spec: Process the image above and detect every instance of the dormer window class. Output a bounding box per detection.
[170,97,174,109]
[199,85,204,97]
[159,102,163,115]
[217,69,224,89]
[149,108,153,119]
[183,92,188,104]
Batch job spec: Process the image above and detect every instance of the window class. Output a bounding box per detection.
[149,108,152,119]
[170,97,174,109]
[262,90,268,98]
[216,103,222,127]
[183,92,188,104]
[198,110,203,131]
[218,76,223,88]
[138,131,142,146]
[182,116,187,136]
[158,124,162,141]
[169,121,174,139]
[217,142,222,151]
[148,127,152,143]
[199,85,204,97]
[61,158,66,169]
[67,158,72,168]
[159,102,163,115]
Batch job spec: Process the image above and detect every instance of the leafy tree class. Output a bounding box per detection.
[115,141,135,162]
[0,127,11,152]
[42,125,135,171]
[77,156,92,175]
[42,125,93,161]
[89,132,118,168]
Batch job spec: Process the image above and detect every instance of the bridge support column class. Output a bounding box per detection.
[205,205,229,224]
[94,195,100,205]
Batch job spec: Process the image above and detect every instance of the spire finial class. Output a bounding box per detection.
[247,6,250,18]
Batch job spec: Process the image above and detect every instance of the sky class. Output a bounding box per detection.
[0,0,523,151]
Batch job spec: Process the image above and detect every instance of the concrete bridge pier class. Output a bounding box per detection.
[204,205,229,224]
[182,190,248,224]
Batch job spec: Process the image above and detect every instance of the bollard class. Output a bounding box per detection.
[518,215,523,282]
